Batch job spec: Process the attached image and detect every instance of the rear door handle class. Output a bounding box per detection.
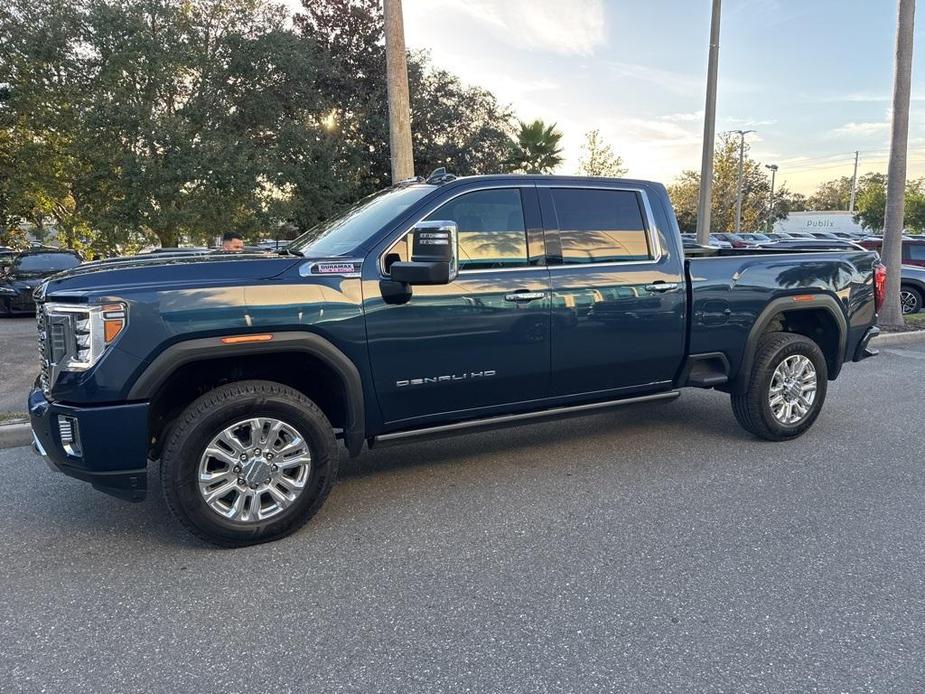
[504,291,545,303]
[645,283,679,293]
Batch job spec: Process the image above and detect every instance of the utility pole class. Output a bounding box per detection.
[765,164,778,233]
[732,129,756,233]
[696,0,722,245]
[383,0,414,183]
[881,0,916,328]
[848,150,860,212]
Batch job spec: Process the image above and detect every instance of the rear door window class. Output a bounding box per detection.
[551,189,652,264]
[905,242,925,261]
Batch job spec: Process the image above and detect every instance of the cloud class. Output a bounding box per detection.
[830,121,890,137]
[660,111,704,123]
[607,62,701,96]
[412,0,606,56]
[813,92,925,104]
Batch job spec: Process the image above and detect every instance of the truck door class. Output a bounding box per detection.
[540,184,686,396]
[365,185,551,425]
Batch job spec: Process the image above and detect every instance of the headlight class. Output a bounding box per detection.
[43,302,127,373]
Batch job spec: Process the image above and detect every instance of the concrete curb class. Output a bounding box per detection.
[0,422,31,450]
[871,330,925,347]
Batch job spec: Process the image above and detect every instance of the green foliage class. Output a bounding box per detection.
[852,173,925,234]
[577,129,627,178]
[667,133,800,233]
[507,119,564,174]
[807,176,855,211]
[0,0,520,255]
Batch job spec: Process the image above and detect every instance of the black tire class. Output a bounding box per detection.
[730,332,828,441]
[901,284,922,314]
[160,380,338,547]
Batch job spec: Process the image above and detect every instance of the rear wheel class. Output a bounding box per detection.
[731,332,828,441]
[900,285,922,314]
[161,380,338,547]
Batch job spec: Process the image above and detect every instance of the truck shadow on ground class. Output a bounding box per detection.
[18,393,753,549]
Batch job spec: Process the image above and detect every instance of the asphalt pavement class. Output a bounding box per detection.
[1,344,923,692]
[0,316,36,414]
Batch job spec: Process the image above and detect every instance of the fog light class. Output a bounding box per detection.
[58,416,81,456]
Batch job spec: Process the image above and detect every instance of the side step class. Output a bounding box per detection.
[370,390,681,448]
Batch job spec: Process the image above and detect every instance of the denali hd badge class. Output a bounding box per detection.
[396,370,497,387]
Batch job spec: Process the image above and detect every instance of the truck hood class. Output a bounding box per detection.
[38,252,305,300]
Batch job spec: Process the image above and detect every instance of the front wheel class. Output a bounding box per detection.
[161,380,338,547]
[731,332,828,441]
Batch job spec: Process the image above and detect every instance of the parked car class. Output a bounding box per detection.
[711,233,757,248]
[859,237,925,268]
[680,233,732,249]
[0,249,82,315]
[144,247,212,256]
[755,239,864,251]
[737,232,775,245]
[0,247,14,272]
[30,174,883,546]
[900,265,925,314]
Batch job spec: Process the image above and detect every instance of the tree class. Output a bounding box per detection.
[507,119,563,174]
[577,129,627,177]
[1,0,520,255]
[297,0,515,209]
[851,174,925,234]
[854,174,888,232]
[668,133,798,233]
[880,0,916,329]
[807,176,855,211]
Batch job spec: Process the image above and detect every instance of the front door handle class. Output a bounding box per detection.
[504,291,545,303]
[644,282,679,293]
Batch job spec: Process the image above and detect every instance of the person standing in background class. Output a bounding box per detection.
[221,232,244,252]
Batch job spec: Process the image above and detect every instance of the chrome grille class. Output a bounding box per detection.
[37,304,50,395]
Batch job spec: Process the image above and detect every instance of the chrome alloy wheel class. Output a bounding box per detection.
[900,289,919,314]
[197,417,312,523]
[769,355,817,425]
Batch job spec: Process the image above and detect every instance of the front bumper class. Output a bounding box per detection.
[29,387,149,501]
[0,286,38,313]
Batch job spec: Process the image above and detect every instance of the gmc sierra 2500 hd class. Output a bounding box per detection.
[29,175,884,546]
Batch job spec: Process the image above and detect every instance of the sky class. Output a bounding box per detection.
[293,0,925,196]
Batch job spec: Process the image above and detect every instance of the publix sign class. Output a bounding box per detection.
[775,211,865,235]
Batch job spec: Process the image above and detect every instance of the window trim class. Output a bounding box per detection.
[378,184,542,277]
[540,184,664,269]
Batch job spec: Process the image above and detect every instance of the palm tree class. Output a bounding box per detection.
[507,120,564,174]
[880,0,916,329]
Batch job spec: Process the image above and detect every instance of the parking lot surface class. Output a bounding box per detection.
[0,316,36,414]
[1,344,923,692]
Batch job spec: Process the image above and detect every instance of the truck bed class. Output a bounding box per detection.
[684,248,880,389]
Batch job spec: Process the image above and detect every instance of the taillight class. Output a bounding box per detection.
[874,263,887,313]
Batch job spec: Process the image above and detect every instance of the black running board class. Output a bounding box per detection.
[370,390,681,447]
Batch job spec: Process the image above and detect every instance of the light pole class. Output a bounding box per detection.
[765,164,778,233]
[731,129,756,233]
[696,0,722,245]
[848,150,860,212]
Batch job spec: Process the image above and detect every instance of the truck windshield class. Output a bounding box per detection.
[288,184,435,257]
